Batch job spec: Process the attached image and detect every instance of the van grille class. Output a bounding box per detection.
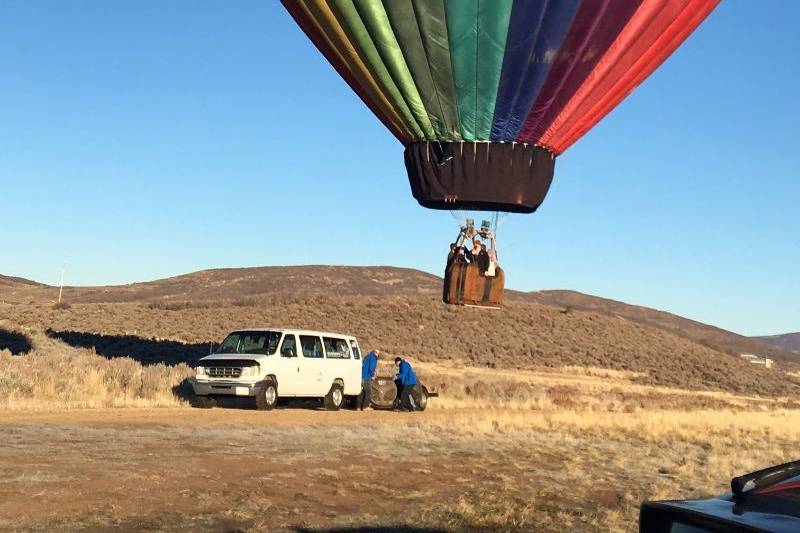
[207,367,242,378]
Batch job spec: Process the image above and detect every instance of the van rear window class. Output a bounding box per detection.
[324,337,350,359]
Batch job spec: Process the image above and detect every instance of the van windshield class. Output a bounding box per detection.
[216,331,281,356]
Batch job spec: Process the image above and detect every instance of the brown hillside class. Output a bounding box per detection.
[527,290,799,365]
[5,301,798,397]
[754,332,800,353]
[2,265,796,373]
[16,266,440,304]
[0,274,42,286]
[0,274,44,299]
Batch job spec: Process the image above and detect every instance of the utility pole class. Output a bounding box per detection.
[58,263,66,304]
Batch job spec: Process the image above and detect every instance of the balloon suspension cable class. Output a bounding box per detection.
[448,210,510,262]
[449,210,508,234]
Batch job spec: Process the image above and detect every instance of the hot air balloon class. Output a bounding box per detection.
[282,0,719,306]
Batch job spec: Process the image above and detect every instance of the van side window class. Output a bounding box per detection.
[280,334,297,358]
[350,340,361,360]
[323,337,350,359]
[299,335,324,358]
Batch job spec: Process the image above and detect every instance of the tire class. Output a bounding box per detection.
[191,395,216,409]
[255,379,278,411]
[323,383,344,411]
[416,387,429,412]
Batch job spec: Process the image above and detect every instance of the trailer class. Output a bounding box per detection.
[370,375,438,411]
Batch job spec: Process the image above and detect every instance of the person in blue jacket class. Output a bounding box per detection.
[394,356,418,411]
[357,349,380,410]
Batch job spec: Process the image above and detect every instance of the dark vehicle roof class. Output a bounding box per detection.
[641,463,800,532]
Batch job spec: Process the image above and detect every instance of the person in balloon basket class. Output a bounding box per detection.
[486,248,499,277]
[394,356,419,412]
[454,246,467,264]
[357,349,380,411]
[446,242,467,266]
[446,242,459,267]
[444,243,458,301]
[465,237,483,264]
[476,243,491,274]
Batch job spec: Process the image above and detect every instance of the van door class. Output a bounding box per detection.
[323,336,352,393]
[271,333,302,396]
[346,338,362,395]
[298,335,327,396]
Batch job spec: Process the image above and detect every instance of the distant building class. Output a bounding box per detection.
[740,353,774,369]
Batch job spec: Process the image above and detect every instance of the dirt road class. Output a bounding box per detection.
[0,406,532,532]
[2,403,793,532]
[0,405,445,428]
[0,404,663,532]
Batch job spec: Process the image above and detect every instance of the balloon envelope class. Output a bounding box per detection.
[283,0,719,213]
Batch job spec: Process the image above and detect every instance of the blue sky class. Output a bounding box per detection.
[0,1,797,336]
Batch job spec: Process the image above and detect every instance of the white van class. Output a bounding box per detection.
[190,328,362,411]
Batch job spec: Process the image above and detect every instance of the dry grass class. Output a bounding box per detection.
[0,325,192,410]
[422,490,537,531]
[0,404,794,532]
[6,297,798,396]
[417,362,798,413]
[2,313,798,415]
[419,412,798,532]
[419,406,800,447]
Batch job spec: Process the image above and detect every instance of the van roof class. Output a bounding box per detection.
[228,328,357,339]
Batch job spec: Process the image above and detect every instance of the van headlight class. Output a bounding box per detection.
[196,366,206,376]
[241,366,260,377]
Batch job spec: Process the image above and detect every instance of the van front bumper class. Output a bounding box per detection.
[191,378,263,397]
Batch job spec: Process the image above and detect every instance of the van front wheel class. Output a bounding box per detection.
[323,383,344,411]
[191,395,216,409]
[255,379,278,411]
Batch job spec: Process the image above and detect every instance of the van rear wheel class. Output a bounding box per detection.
[255,379,278,411]
[323,383,344,411]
